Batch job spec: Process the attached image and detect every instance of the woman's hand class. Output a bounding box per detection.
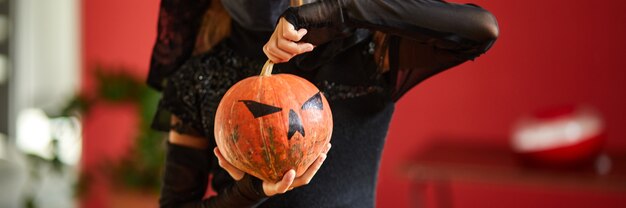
[214,143,331,196]
[263,17,315,63]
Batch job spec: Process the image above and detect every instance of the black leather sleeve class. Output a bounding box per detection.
[160,142,267,208]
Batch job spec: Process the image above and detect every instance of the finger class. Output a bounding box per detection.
[323,143,332,154]
[264,50,281,63]
[267,169,296,195]
[277,37,314,55]
[214,148,244,180]
[263,42,289,63]
[263,45,282,63]
[214,148,245,181]
[296,29,308,41]
[281,18,302,41]
[292,153,326,187]
[265,41,293,63]
[264,44,290,63]
[270,36,296,59]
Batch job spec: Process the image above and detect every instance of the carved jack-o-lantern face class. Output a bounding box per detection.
[239,92,324,140]
[214,62,333,182]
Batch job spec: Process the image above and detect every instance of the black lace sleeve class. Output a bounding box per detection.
[155,47,268,207]
[147,0,211,91]
[148,1,270,207]
[148,0,214,136]
[282,0,499,100]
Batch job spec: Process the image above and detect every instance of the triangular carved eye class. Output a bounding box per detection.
[301,92,323,110]
[239,100,282,118]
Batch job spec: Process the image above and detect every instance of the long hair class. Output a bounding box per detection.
[194,0,231,54]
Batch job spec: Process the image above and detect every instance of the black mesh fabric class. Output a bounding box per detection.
[148,0,498,207]
[147,0,211,91]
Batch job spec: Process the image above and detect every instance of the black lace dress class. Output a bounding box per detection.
[148,0,498,207]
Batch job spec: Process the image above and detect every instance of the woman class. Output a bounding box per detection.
[148,0,498,207]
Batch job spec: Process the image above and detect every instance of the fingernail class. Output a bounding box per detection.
[321,154,327,161]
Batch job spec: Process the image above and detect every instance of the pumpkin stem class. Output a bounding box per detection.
[260,60,274,76]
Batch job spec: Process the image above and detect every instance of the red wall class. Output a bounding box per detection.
[378,0,626,207]
[81,0,158,207]
[81,0,626,207]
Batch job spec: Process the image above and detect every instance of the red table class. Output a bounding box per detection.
[401,143,626,208]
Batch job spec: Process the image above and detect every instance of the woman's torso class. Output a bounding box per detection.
[202,1,396,206]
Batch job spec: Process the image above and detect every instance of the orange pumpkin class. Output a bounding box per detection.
[214,61,333,182]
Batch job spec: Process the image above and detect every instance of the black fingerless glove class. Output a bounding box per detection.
[203,174,267,207]
[282,0,344,30]
[281,0,353,46]
[160,142,212,207]
[160,142,267,208]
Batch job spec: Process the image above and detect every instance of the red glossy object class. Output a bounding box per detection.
[511,105,605,167]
